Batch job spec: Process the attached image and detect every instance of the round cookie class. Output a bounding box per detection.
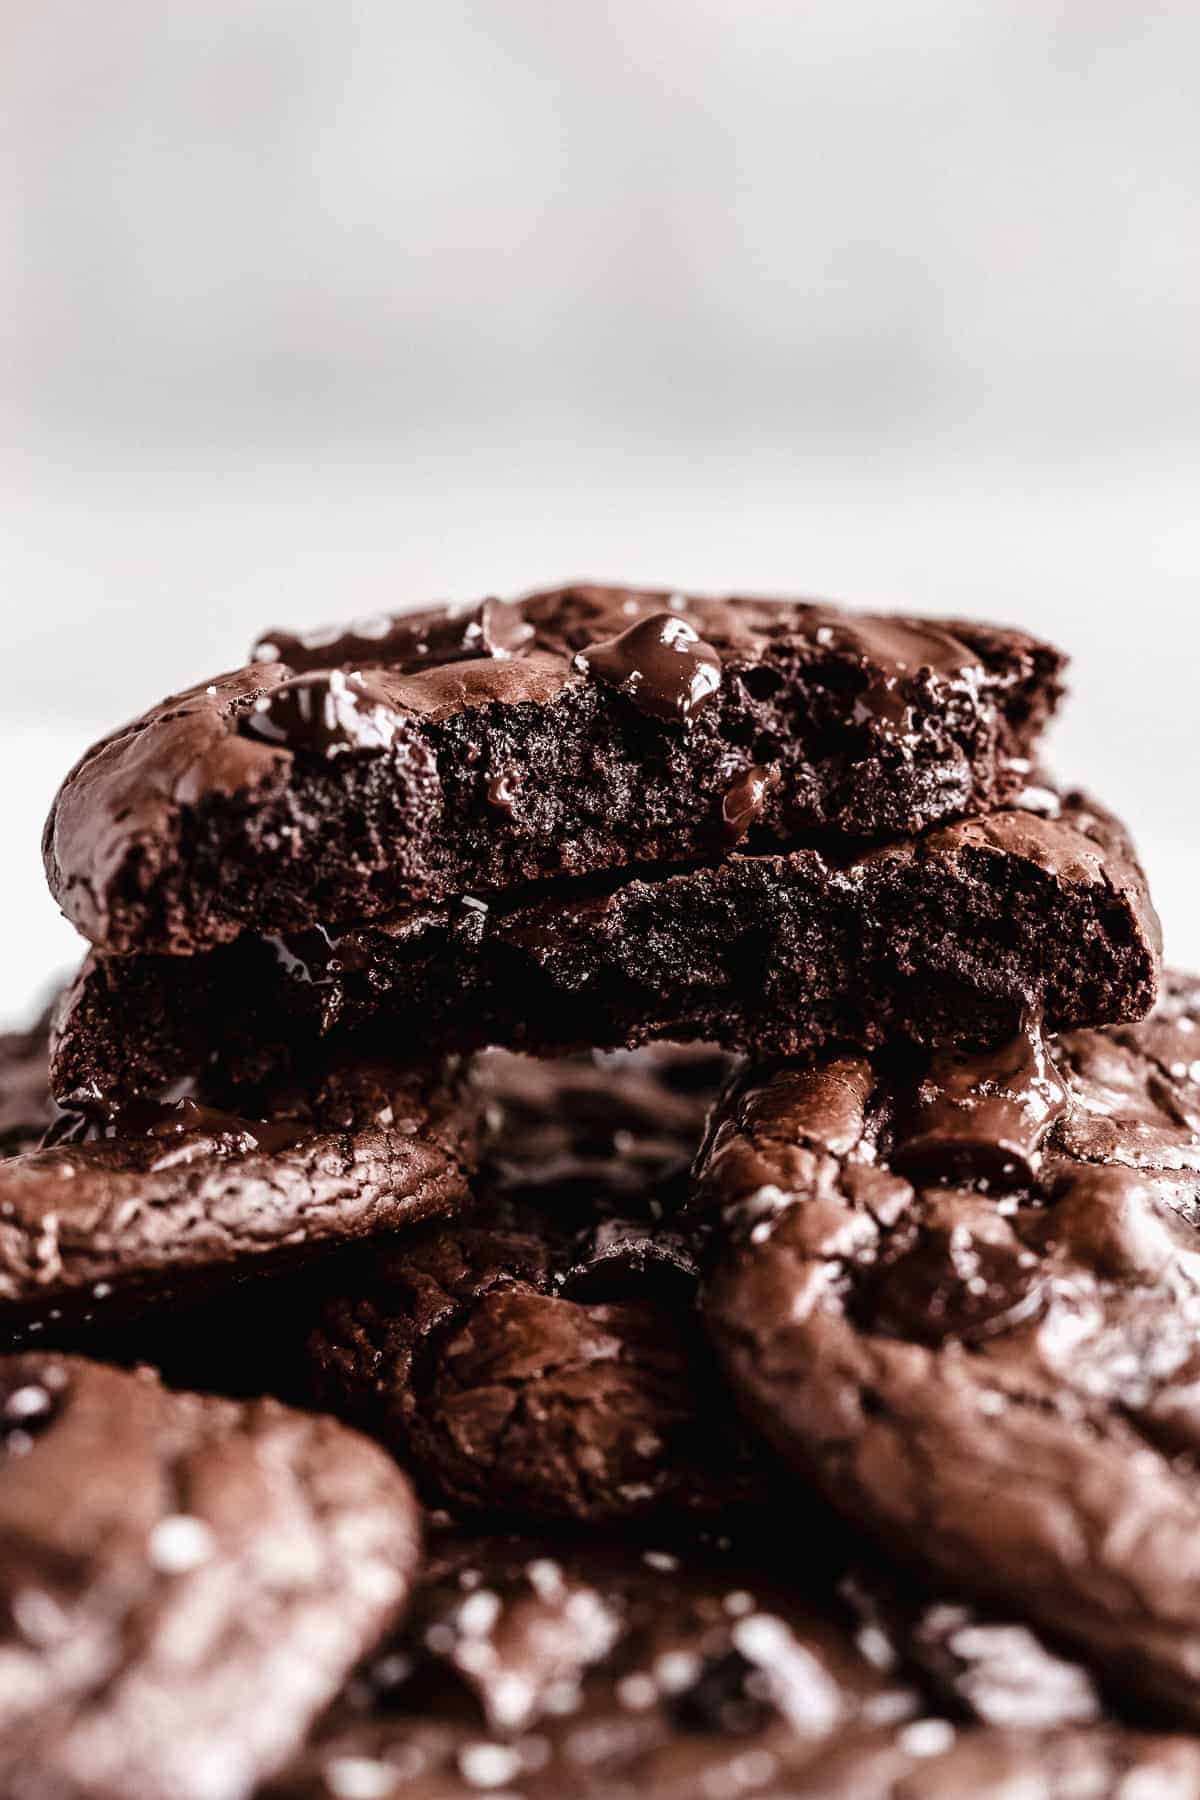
[0,1049,474,1339]
[0,1351,422,1800]
[266,1526,1200,1800]
[307,1044,756,1524]
[699,970,1200,1722]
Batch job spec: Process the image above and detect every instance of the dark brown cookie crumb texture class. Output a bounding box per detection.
[265,1525,1200,1799]
[699,970,1200,1724]
[43,584,1066,956]
[307,1044,759,1525]
[49,785,1160,1106]
[0,1050,474,1341]
[0,1353,422,1800]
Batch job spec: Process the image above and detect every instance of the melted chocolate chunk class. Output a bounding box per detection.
[721,763,779,843]
[894,1018,1070,1186]
[822,615,982,683]
[239,669,405,757]
[575,612,724,725]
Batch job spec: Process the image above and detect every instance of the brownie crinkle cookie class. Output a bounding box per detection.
[0,1353,421,1800]
[0,1053,473,1338]
[306,1044,756,1524]
[267,1527,1200,1799]
[699,970,1200,1722]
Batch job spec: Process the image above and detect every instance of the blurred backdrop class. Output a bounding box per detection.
[2,0,1197,1011]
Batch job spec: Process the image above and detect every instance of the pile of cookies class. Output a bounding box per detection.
[4,583,1198,1797]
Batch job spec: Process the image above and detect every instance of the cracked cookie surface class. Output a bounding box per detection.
[306,1044,757,1524]
[0,1052,474,1338]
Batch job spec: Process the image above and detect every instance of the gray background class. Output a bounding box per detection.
[2,1,1196,1013]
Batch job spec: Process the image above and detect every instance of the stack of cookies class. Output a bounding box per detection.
[3,584,1197,1798]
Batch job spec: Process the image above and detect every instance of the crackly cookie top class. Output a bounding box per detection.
[0,1352,421,1800]
[699,970,1200,1721]
[308,1043,755,1525]
[251,582,990,706]
[0,1051,473,1336]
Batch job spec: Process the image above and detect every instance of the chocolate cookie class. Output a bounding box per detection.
[267,1528,1200,1799]
[49,787,1159,1105]
[699,971,1200,1722]
[43,585,1064,956]
[0,998,60,1158]
[0,1352,421,1800]
[307,1045,754,1524]
[0,1052,473,1339]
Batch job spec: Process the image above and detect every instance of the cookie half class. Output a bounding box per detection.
[44,584,1064,955]
[50,786,1159,1104]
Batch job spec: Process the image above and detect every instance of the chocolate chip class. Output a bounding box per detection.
[721,764,779,844]
[575,613,723,725]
